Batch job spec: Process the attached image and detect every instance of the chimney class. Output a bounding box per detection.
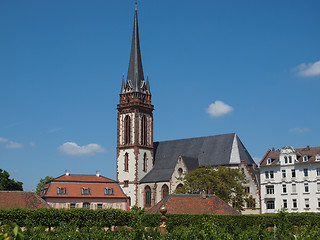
[307,145,310,150]
[272,147,275,151]
[201,190,207,199]
[96,171,100,177]
[65,170,70,176]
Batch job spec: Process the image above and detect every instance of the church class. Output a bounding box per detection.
[116,6,260,214]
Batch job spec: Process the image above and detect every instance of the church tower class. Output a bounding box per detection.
[117,6,154,207]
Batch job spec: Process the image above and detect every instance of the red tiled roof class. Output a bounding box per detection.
[260,146,320,166]
[53,174,116,183]
[42,182,127,198]
[0,191,51,209]
[147,194,239,215]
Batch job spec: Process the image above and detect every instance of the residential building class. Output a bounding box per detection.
[41,170,128,210]
[260,146,320,213]
[0,191,51,209]
[116,6,260,214]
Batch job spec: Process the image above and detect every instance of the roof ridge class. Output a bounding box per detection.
[154,133,236,144]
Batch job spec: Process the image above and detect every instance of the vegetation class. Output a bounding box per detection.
[35,176,54,195]
[0,169,23,191]
[1,209,320,239]
[175,165,248,210]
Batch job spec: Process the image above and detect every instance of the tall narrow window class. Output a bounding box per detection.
[162,184,169,199]
[125,115,131,144]
[124,153,129,172]
[140,115,147,145]
[145,186,151,207]
[143,153,147,172]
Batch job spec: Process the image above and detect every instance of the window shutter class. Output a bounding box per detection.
[57,187,59,195]
[89,188,91,195]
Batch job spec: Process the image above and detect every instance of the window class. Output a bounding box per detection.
[83,202,90,209]
[246,196,256,209]
[178,168,183,175]
[104,188,114,195]
[81,187,91,195]
[303,155,308,162]
[292,184,296,193]
[267,158,272,165]
[304,168,308,177]
[291,169,296,178]
[282,170,286,178]
[266,185,274,194]
[140,115,147,145]
[143,153,147,172]
[124,153,129,172]
[244,186,250,194]
[289,156,292,163]
[162,184,169,199]
[70,203,76,209]
[124,180,129,187]
[284,157,288,164]
[304,183,309,193]
[316,154,320,161]
[232,201,240,209]
[57,187,67,195]
[265,171,269,179]
[305,199,310,208]
[282,184,287,194]
[176,183,183,191]
[124,115,131,144]
[317,168,320,176]
[317,182,320,192]
[293,199,297,208]
[283,199,287,209]
[97,204,103,210]
[270,171,274,179]
[318,198,320,208]
[145,186,151,207]
[267,201,275,209]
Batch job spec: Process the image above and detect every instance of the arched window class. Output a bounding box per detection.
[144,186,151,207]
[125,115,131,144]
[140,115,147,145]
[124,153,129,172]
[162,184,169,199]
[143,153,147,172]
[178,168,183,175]
[176,183,183,191]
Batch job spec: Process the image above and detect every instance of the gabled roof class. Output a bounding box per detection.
[53,174,116,183]
[260,146,320,167]
[0,191,51,209]
[147,194,239,215]
[140,133,255,183]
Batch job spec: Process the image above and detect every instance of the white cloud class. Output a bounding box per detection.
[295,60,320,77]
[58,142,106,156]
[0,137,9,143]
[5,142,24,149]
[289,127,311,134]
[206,100,234,117]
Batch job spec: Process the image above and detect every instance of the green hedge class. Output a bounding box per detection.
[1,208,320,231]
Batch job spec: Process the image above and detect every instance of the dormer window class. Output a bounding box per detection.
[57,187,67,195]
[289,156,292,163]
[104,188,114,195]
[303,155,308,162]
[267,158,272,165]
[81,187,91,195]
[284,157,288,164]
[316,154,320,161]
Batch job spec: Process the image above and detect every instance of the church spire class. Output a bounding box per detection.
[126,5,146,93]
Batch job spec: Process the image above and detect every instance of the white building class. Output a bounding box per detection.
[260,146,320,214]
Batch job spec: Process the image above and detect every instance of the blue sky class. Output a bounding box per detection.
[1,0,319,191]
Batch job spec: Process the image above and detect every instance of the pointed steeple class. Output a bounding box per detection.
[120,74,125,94]
[146,75,150,94]
[126,5,145,93]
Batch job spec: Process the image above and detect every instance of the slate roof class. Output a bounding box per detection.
[260,146,320,167]
[0,191,51,209]
[140,133,255,183]
[147,194,239,215]
[41,174,127,199]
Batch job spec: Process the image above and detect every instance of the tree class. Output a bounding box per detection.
[36,176,54,195]
[175,165,248,210]
[0,169,23,191]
